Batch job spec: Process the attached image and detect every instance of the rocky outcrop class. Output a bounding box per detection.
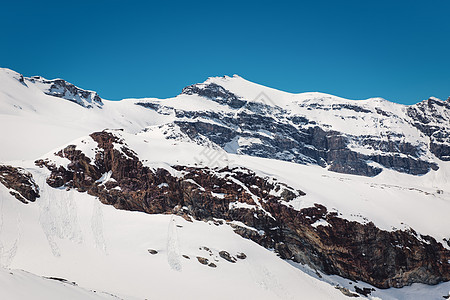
[0,165,40,203]
[26,76,103,108]
[262,203,449,288]
[36,130,450,289]
[407,97,450,161]
[181,82,246,109]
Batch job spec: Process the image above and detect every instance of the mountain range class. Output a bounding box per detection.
[0,68,449,299]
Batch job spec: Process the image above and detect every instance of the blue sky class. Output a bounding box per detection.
[1,0,449,104]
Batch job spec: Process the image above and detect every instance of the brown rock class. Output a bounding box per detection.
[0,165,40,203]
[196,257,209,265]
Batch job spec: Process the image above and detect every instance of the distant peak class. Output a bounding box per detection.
[181,80,246,109]
[25,76,103,109]
[203,74,244,83]
[428,96,442,102]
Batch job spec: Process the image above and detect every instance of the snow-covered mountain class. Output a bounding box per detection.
[0,67,449,299]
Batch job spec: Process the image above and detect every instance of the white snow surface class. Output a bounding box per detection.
[0,267,119,300]
[0,68,450,299]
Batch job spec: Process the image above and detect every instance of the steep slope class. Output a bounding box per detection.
[407,97,450,161]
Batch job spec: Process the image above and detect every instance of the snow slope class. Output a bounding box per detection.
[0,267,119,300]
[0,68,161,161]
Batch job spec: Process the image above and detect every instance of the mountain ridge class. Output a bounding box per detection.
[2,67,449,106]
[1,68,449,176]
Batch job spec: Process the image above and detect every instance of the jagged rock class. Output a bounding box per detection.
[219,251,236,263]
[181,82,246,109]
[265,203,450,288]
[236,253,247,260]
[208,263,217,268]
[37,130,450,289]
[174,117,437,177]
[0,165,40,203]
[182,255,190,259]
[407,98,450,161]
[148,249,158,255]
[26,76,103,109]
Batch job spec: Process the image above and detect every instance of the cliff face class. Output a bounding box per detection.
[407,97,450,161]
[34,130,450,289]
[137,81,449,177]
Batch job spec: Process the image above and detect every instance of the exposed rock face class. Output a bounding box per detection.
[174,117,437,176]
[25,76,103,108]
[407,97,450,161]
[181,82,246,109]
[36,130,450,289]
[137,83,446,177]
[263,203,449,288]
[0,165,40,203]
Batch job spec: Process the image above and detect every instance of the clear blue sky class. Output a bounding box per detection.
[1,0,449,104]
